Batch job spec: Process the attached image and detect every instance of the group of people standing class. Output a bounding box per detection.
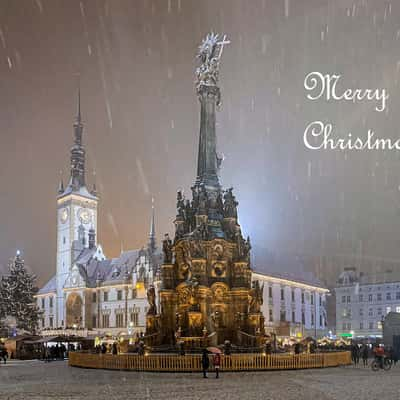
[201,349,221,379]
[351,343,369,366]
[351,342,398,367]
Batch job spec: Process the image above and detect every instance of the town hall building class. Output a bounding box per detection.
[36,91,162,336]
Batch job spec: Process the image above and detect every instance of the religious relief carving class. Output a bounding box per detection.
[196,32,230,105]
[184,199,195,232]
[162,233,173,263]
[211,310,223,329]
[212,243,224,260]
[197,185,209,215]
[249,280,264,314]
[177,281,199,312]
[211,262,226,278]
[211,283,228,303]
[146,285,157,315]
[175,241,192,280]
[216,191,224,215]
[176,190,185,218]
[189,240,204,259]
[223,188,238,219]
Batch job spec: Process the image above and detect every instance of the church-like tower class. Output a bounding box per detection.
[55,88,98,327]
[148,34,264,347]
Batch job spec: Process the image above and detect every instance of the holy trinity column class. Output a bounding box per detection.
[146,33,265,347]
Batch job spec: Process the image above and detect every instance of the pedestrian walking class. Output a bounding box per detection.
[213,352,221,379]
[201,349,209,378]
[112,342,118,355]
[351,343,360,366]
[361,344,369,367]
[0,347,7,364]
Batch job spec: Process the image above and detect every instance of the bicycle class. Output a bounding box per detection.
[371,356,392,371]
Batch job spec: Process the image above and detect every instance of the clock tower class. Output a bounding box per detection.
[55,88,98,328]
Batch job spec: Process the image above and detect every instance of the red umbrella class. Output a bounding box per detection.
[207,347,222,354]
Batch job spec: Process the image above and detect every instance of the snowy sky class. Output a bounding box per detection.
[1,0,400,285]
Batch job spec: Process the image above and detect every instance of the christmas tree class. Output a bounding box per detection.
[0,251,41,333]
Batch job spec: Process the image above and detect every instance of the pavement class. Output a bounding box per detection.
[0,359,399,400]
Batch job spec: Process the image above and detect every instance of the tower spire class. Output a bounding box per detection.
[148,197,156,253]
[77,77,81,125]
[70,78,86,190]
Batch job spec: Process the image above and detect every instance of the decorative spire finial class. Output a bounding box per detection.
[58,170,64,194]
[148,197,156,253]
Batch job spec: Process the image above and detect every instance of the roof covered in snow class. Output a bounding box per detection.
[37,275,56,295]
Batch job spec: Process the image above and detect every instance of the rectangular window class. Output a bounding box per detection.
[49,297,53,308]
[347,323,351,330]
[92,292,97,303]
[377,293,382,301]
[102,314,110,328]
[359,294,363,302]
[130,312,139,326]
[368,294,373,302]
[342,322,346,331]
[41,298,45,308]
[377,308,382,316]
[369,308,373,317]
[311,313,314,326]
[311,294,314,305]
[396,306,400,313]
[292,311,295,322]
[117,290,123,301]
[359,308,363,316]
[347,295,351,303]
[341,296,346,303]
[132,289,137,299]
[386,306,391,314]
[369,321,374,330]
[360,322,363,330]
[301,292,305,304]
[386,293,392,301]
[396,292,400,300]
[301,312,305,325]
[116,313,124,328]
[291,290,295,302]
[319,314,323,327]
[42,318,45,328]
[49,317,53,328]
[103,292,108,302]
[92,315,97,328]
[319,295,322,306]
[280,310,285,321]
[280,288,285,301]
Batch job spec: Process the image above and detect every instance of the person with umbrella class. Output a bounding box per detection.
[201,348,209,378]
[207,347,222,379]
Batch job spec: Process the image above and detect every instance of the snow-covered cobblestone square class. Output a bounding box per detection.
[0,360,399,400]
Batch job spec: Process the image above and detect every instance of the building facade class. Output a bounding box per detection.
[253,272,328,338]
[335,268,400,338]
[36,92,161,336]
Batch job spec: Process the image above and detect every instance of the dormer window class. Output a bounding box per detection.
[111,267,121,278]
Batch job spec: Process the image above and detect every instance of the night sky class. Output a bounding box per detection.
[1,0,400,286]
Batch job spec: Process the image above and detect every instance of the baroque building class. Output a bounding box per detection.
[36,89,161,336]
[253,272,328,338]
[335,268,400,338]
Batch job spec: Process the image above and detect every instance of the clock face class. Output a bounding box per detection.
[78,208,91,224]
[60,208,69,224]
